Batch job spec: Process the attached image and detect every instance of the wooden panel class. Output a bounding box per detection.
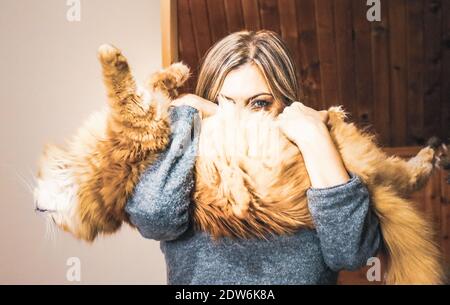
[315,0,339,109]
[206,0,228,43]
[278,0,299,82]
[189,0,212,59]
[371,1,391,145]
[352,0,374,128]
[224,0,244,32]
[177,0,198,92]
[296,0,322,109]
[423,0,443,141]
[258,0,280,34]
[442,0,450,139]
[175,0,450,146]
[422,171,442,223]
[388,0,408,146]
[241,0,261,31]
[441,169,450,270]
[333,0,356,119]
[406,0,425,145]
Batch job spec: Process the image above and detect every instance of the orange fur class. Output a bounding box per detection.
[35,45,188,241]
[35,45,446,284]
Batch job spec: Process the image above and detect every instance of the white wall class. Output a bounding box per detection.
[0,0,167,284]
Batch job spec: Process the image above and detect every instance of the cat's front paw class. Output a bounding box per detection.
[435,143,449,170]
[98,44,128,71]
[147,62,190,98]
[327,106,348,127]
[411,146,435,175]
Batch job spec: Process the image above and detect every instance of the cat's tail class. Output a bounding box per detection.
[372,186,446,284]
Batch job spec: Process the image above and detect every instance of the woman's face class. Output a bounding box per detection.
[218,63,285,115]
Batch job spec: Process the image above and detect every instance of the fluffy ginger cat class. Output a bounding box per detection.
[34,45,445,284]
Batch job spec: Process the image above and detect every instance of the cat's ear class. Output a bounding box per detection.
[146,62,190,98]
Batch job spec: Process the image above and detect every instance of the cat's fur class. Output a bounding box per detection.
[35,45,446,284]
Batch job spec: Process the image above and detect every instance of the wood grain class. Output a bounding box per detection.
[224,0,244,32]
[175,0,449,146]
[241,0,261,31]
[352,0,374,130]
[371,0,391,145]
[206,0,228,43]
[315,0,339,109]
[296,0,322,109]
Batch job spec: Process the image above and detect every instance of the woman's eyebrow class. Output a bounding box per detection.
[221,93,273,101]
[248,93,273,100]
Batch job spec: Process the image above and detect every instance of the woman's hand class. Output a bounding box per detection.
[277,102,329,148]
[277,102,350,188]
[170,94,218,119]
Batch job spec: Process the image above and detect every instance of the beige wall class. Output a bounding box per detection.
[0,0,167,284]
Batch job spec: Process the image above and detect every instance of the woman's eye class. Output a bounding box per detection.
[251,100,271,108]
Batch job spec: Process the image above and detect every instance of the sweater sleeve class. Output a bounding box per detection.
[125,105,200,241]
[307,173,381,271]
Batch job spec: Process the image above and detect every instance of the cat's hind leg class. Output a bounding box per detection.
[98,44,145,115]
[97,44,189,151]
[94,45,190,227]
[327,106,438,195]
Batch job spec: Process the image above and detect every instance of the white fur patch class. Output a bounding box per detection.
[34,163,80,232]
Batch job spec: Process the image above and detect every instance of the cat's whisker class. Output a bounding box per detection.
[13,170,34,197]
[28,168,38,184]
[45,216,57,242]
[44,216,51,240]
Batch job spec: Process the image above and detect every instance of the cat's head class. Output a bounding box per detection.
[34,144,87,239]
[34,147,124,241]
[34,112,123,242]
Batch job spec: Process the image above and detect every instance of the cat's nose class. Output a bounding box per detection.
[35,201,49,213]
[35,206,48,213]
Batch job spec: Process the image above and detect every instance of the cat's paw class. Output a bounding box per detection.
[410,146,435,175]
[327,106,347,126]
[426,137,450,170]
[435,143,449,170]
[165,62,190,87]
[416,146,435,163]
[97,44,128,71]
[147,62,190,97]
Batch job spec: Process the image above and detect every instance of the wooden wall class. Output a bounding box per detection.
[175,0,450,147]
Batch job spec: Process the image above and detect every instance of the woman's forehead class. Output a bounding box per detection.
[219,63,271,100]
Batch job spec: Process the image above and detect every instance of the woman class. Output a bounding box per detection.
[125,30,381,284]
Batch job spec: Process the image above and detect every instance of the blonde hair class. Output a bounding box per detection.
[195,30,299,106]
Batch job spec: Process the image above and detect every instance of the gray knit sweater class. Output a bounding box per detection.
[125,105,381,285]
